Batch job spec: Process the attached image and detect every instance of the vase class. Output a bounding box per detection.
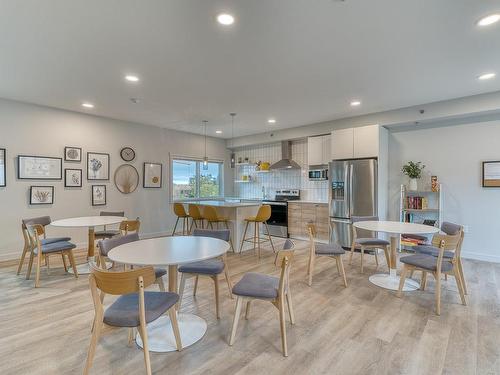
[409,178,418,191]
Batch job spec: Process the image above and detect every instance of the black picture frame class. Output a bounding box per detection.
[143,162,162,188]
[64,146,82,162]
[0,148,5,187]
[64,168,83,187]
[30,186,54,205]
[17,155,63,180]
[92,185,106,206]
[482,161,500,188]
[87,152,110,181]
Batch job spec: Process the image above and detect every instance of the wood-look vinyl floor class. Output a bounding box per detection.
[1,238,498,375]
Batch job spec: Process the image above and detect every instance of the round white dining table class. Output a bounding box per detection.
[50,216,126,274]
[353,221,439,291]
[108,235,230,353]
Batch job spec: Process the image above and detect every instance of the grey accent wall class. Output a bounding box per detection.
[0,99,232,260]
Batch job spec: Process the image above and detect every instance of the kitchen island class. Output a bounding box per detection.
[181,200,262,252]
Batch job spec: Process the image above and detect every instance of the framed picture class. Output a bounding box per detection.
[65,168,82,187]
[30,186,54,205]
[64,147,82,162]
[482,161,500,187]
[92,185,106,206]
[143,162,162,188]
[0,148,5,187]
[18,155,62,180]
[87,152,109,180]
[115,164,139,194]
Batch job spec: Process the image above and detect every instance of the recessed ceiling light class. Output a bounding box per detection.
[478,72,496,80]
[477,14,500,27]
[81,102,94,108]
[125,75,140,82]
[350,100,361,107]
[268,118,276,124]
[215,130,223,134]
[217,13,235,25]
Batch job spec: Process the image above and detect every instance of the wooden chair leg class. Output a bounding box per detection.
[397,265,408,297]
[17,244,29,275]
[35,251,42,288]
[178,273,187,307]
[374,248,379,266]
[457,259,468,295]
[127,327,135,346]
[157,276,166,292]
[223,265,233,299]
[62,253,68,272]
[337,256,348,287]
[229,297,244,345]
[138,322,152,375]
[409,269,415,279]
[26,250,34,280]
[383,246,390,268]
[453,268,467,306]
[67,250,79,279]
[213,275,220,319]
[245,300,251,320]
[168,309,183,351]
[420,271,427,291]
[46,255,50,275]
[349,241,355,265]
[83,310,103,375]
[360,247,364,273]
[193,275,199,296]
[308,254,315,286]
[265,222,275,252]
[172,217,180,236]
[278,297,288,357]
[223,221,235,252]
[253,222,258,257]
[435,272,442,315]
[286,290,296,325]
[239,221,250,253]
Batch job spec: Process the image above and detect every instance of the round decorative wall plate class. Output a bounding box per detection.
[114,164,139,194]
[120,147,136,162]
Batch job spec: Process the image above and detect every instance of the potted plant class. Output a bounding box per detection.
[402,161,425,190]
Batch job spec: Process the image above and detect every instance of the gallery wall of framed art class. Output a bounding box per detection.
[18,155,62,180]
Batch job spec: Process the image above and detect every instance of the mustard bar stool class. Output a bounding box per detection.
[188,204,205,232]
[239,204,275,258]
[172,203,190,236]
[203,205,234,252]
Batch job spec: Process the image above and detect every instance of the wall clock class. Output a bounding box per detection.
[120,147,135,162]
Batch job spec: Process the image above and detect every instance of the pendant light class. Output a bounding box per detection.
[230,113,236,168]
[202,120,209,170]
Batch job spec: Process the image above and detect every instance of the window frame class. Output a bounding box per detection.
[170,156,224,202]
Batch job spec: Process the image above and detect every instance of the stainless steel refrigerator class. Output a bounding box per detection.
[329,158,378,247]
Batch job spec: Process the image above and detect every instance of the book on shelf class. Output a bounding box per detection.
[405,196,429,210]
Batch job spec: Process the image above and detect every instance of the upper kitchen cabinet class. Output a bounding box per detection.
[307,134,331,166]
[331,125,381,159]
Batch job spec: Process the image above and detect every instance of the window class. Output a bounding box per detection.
[172,158,223,200]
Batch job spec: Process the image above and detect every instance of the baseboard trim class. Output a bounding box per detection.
[461,251,500,263]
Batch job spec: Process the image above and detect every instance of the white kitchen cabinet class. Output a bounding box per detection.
[331,128,354,159]
[353,125,379,158]
[307,136,324,166]
[322,134,331,164]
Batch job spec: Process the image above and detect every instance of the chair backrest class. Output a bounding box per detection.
[188,204,203,220]
[173,203,187,217]
[119,220,141,235]
[275,248,295,297]
[431,223,464,256]
[203,205,219,221]
[351,216,379,238]
[440,221,461,235]
[25,224,44,249]
[89,263,156,295]
[256,205,272,222]
[22,216,51,229]
[98,233,139,256]
[100,211,125,217]
[192,228,230,242]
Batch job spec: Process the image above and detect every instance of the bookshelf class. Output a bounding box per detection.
[399,184,442,249]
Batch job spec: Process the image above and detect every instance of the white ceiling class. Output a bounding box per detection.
[0,0,499,138]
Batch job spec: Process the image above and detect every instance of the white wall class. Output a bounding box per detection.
[0,99,232,260]
[389,120,500,262]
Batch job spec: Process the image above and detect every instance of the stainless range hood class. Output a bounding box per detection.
[270,141,301,170]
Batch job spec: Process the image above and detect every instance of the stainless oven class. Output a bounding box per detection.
[262,201,288,238]
[308,169,328,181]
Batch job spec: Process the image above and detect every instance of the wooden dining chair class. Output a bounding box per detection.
[97,233,166,291]
[397,236,467,315]
[350,216,390,273]
[25,224,78,287]
[239,204,275,258]
[84,264,182,375]
[95,211,125,240]
[178,229,233,319]
[18,216,71,275]
[172,203,190,236]
[306,223,347,287]
[119,218,141,235]
[203,205,235,251]
[229,240,295,357]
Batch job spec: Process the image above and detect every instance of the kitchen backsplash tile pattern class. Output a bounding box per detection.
[234,139,329,201]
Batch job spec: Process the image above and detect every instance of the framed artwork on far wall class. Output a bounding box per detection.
[65,168,82,187]
[18,155,62,180]
[92,185,106,206]
[482,161,500,187]
[143,162,162,188]
[87,152,110,180]
[0,148,5,187]
[30,186,54,205]
[64,146,82,162]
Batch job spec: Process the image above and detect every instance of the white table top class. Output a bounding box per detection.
[51,216,127,228]
[108,236,230,266]
[353,220,440,235]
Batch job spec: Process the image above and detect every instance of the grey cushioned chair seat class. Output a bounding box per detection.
[355,238,390,246]
[40,237,71,245]
[95,230,120,238]
[154,268,167,278]
[178,260,224,275]
[104,292,179,327]
[315,242,345,255]
[400,254,453,272]
[35,241,76,254]
[232,272,279,299]
[413,245,454,259]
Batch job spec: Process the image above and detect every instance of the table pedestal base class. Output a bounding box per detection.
[135,313,207,353]
[68,258,112,275]
[369,269,420,291]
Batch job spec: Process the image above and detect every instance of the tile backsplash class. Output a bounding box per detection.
[233,139,328,201]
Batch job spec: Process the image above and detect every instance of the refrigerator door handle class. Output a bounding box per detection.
[344,164,350,217]
[348,163,354,217]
